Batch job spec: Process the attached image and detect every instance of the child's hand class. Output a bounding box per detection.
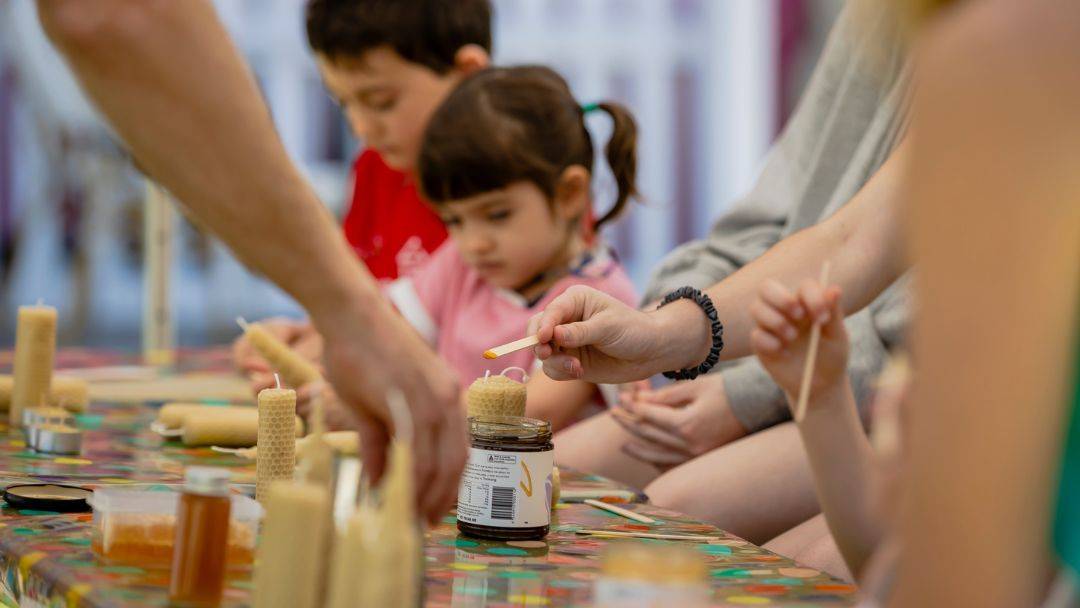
[232,318,323,375]
[750,278,850,400]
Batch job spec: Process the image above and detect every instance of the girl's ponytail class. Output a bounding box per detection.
[594,102,639,230]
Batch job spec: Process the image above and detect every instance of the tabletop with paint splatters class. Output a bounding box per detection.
[0,349,856,607]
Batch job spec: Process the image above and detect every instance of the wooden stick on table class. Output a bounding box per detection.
[575,529,721,542]
[793,262,833,423]
[483,335,540,360]
[584,498,656,524]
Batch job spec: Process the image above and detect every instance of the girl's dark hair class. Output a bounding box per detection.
[418,66,638,230]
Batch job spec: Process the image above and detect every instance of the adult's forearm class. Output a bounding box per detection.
[38,0,380,323]
[702,140,909,361]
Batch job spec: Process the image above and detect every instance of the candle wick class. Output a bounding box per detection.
[274,373,281,390]
[500,367,530,383]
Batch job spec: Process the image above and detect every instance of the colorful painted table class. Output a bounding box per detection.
[0,350,856,607]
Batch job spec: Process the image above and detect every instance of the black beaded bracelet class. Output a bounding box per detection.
[656,286,724,381]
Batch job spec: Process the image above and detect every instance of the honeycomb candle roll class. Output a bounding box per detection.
[256,383,297,503]
[465,368,528,419]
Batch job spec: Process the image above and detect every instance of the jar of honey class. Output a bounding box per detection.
[457,416,554,540]
[169,467,232,607]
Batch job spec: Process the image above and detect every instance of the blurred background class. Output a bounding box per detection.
[0,0,842,349]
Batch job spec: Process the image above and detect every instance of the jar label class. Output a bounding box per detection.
[457,447,554,528]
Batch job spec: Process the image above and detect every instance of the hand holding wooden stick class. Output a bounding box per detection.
[793,262,833,422]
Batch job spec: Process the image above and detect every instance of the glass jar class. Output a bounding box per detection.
[169,467,232,607]
[457,416,554,540]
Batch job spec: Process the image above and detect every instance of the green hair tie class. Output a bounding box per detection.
[581,102,601,115]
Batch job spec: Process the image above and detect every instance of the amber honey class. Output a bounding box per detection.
[168,467,233,607]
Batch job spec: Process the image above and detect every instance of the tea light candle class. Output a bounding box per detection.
[253,481,330,608]
[10,304,57,427]
[239,319,322,389]
[256,387,297,502]
[465,371,527,419]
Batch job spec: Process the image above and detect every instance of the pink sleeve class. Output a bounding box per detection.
[605,267,639,308]
[383,242,463,345]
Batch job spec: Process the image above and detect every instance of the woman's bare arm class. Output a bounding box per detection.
[895,2,1080,605]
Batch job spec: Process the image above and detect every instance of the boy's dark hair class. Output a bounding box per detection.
[419,66,638,231]
[306,0,492,73]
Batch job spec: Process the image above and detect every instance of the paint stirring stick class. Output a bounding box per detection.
[794,262,833,423]
[483,334,540,360]
[584,498,656,524]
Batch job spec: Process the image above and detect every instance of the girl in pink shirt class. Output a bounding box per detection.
[390,65,640,429]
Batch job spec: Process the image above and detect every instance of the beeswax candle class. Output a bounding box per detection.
[0,375,88,413]
[256,388,297,502]
[10,305,57,427]
[252,481,330,608]
[466,372,526,419]
[240,320,322,389]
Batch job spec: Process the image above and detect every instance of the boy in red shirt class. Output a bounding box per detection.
[234,0,491,371]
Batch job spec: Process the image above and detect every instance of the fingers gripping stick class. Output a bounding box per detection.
[793,262,832,423]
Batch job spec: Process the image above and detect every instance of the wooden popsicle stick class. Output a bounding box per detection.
[584,498,656,524]
[483,334,540,360]
[559,488,639,503]
[575,529,721,542]
[793,262,833,423]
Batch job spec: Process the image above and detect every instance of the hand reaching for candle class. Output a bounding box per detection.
[232,317,323,375]
[749,278,849,403]
[315,302,466,525]
[294,382,362,433]
[528,286,711,384]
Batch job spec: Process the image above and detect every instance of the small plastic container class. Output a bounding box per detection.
[89,487,262,568]
[594,542,711,608]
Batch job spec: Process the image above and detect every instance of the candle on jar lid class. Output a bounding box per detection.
[10,304,57,427]
[466,368,528,419]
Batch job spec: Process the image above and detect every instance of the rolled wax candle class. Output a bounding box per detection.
[243,322,322,389]
[466,373,526,418]
[256,388,297,502]
[366,439,421,607]
[253,481,330,608]
[10,305,57,427]
[180,407,303,448]
[0,375,88,413]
